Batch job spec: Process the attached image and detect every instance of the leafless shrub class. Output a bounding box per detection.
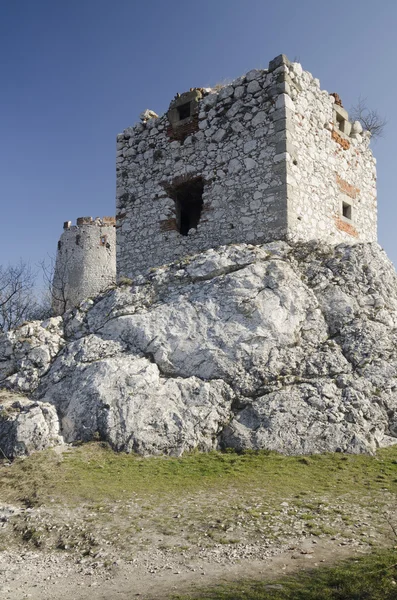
[0,262,48,332]
[40,255,69,317]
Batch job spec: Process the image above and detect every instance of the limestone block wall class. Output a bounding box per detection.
[116,60,291,279]
[116,54,377,279]
[276,56,377,244]
[52,217,116,315]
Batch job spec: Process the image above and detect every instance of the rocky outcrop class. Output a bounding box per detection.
[0,391,63,458]
[1,241,397,456]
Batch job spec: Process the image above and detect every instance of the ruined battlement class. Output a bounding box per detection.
[54,54,378,310]
[116,54,377,280]
[53,215,116,315]
[63,216,116,230]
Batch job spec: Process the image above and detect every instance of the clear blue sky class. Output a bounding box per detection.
[1,0,396,272]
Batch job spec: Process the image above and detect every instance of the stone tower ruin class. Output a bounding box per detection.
[52,216,116,315]
[54,54,378,310]
[116,54,377,280]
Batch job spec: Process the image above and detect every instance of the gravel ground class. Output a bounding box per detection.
[0,488,394,600]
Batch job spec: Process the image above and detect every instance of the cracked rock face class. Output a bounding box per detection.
[1,241,397,456]
[0,390,63,458]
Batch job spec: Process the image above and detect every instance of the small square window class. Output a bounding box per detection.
[177,102,191,120]
[342,202,352,220]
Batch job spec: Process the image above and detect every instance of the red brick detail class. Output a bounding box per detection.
[336,175,360,199]
[76,216,93,226]
[166,115,199,142]
[76,216,116,226]
[160,218,178,232]
[334,216,359,237]
[331,129,350,150]
[330,92,343,107]
[102,216,116,225]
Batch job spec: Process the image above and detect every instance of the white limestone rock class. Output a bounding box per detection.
[140,109,159,122]
[39,353,233,455]
[0,318,64,393]
[352,120,363,134]
[1,241,397,456]
[0,391,63,458]
[222,385,388,455]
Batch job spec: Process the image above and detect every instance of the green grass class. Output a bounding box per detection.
[171,549,397,600]
[1,443,397,506]
[1,443,397,594]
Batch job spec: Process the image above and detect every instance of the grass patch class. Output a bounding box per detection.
[171,549,397,599]
[0,443,397,507]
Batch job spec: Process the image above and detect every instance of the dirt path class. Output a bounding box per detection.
[1,447,395,600]
[0,537,368,600]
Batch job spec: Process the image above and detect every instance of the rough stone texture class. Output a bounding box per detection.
[0,317,65,393]
[2,241,397,456]
[116,63,287,279]
[0,390,63,458]
[286,62,377,244]
[116,55,377,280]
[53,217,116,315]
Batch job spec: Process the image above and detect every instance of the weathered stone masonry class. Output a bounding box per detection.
[116,54,377,279]
[53,217,116,315]
[284,60,377,243]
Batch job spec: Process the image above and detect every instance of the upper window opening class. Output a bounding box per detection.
[177,102,191,121]
[167,178,204,236]
[342,201,352,220]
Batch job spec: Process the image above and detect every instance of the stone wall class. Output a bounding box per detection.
[116,54,377,279]
[275,56,377,244]
[116,64,289,279]
[52,217,116,315]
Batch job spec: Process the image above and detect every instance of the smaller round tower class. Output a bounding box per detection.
[52,216,116,315]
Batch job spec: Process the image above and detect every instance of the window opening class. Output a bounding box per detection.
[168,178,204,236]
[177,102,191,121]
[342,201,352,220]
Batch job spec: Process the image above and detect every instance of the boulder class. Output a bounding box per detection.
[0,391,63,458]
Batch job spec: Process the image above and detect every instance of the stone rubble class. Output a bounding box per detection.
[1,240,397,457]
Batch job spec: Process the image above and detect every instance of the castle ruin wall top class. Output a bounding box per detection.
[53,216,116,315]
[115,54,377,279]
[63,216,116,230]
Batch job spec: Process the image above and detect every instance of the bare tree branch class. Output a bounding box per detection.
[0,262,46,333]
[350,96,387,140]
[40,254,70,316]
